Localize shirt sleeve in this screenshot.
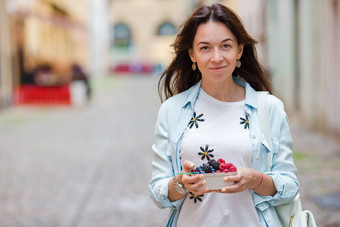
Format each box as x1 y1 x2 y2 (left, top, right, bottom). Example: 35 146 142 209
149 102 184 209
254 95 300 209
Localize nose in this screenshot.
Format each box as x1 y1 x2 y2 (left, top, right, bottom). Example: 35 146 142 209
211 49 223 63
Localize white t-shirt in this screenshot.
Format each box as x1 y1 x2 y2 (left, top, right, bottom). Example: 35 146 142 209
177 88 260 227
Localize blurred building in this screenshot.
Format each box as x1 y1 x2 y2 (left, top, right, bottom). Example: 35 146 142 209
108 0 232 69
266 0 340 138
0 0 89 108
0 0 14 107
88 0 110 77
231 0 267 65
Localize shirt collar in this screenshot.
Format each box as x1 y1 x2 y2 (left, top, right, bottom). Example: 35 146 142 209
181 80 202 108
181 77 259 109
234 77 258 109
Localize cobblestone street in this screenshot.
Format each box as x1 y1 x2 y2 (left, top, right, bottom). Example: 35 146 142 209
0 75 339 227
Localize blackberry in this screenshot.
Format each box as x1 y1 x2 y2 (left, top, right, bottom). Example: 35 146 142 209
202 163 212 173
207 159 216 165
210 166 216 173
210 160 220 171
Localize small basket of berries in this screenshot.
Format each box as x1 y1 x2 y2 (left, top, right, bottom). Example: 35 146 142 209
194 159 237 190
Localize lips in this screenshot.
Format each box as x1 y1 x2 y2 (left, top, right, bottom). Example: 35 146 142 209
210 66 227 70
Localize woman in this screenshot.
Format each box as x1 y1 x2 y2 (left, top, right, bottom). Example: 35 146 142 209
149 4 299 227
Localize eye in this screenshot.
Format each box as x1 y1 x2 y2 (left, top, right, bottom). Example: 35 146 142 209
222 44 231 49
200 46 210 51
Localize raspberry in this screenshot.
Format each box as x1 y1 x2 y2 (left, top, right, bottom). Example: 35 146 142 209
219 163 227 170
222 169 230 173
229 166 237 172
225 163 233 169
217 159 226 164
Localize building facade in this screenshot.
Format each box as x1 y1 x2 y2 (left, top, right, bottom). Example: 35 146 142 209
108 0 232 67
266 0 340 137
0 0 90 108
0 0 14 107
10 0 89 85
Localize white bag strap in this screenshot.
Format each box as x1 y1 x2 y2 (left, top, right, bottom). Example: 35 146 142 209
257 93 317 226
256 91 273 171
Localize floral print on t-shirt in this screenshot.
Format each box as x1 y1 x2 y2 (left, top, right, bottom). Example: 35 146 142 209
188 112 204 129
189 192 204 203
184 110 249 204
240 114 250 129
198 145 214 161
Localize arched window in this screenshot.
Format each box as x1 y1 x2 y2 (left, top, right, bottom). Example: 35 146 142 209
112 23 131 49
157 22 176 36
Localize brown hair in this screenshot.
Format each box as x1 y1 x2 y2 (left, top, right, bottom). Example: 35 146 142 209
158 3 272 101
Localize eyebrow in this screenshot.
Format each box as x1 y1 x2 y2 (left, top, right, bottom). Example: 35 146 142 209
197 38 234 46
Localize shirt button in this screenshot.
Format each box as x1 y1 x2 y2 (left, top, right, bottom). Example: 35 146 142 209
252 135 256 139
256 156 259 160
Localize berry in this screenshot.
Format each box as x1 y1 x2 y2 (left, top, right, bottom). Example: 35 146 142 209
217 159 226 164
225 163 233 169
229 166 237 172
202 163 212 173
207 159 216 165
195 166 204 173
193 159 236 175
209 159 220 170
219 163 227 170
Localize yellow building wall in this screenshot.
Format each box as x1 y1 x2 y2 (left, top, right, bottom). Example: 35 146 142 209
11 0 89 85
109 0 238 67
109 0 189 66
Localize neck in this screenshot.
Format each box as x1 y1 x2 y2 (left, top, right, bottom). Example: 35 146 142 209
201 78 245 102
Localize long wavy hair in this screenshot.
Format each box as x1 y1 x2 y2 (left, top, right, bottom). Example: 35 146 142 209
158 3 272 101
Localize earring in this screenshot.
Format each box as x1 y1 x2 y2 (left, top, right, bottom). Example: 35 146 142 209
236 59 241 68
192 62 197 71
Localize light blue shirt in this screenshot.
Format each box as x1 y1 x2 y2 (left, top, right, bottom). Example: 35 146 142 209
149 77 299 227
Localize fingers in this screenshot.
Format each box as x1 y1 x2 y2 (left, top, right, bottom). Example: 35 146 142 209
221 184 242 193
207 189 222 193
180 172 209 195
182 160 195 172
220 175 247 193
192 187 208 196
183 174 206 189
217 174 243 193
223 175 241 182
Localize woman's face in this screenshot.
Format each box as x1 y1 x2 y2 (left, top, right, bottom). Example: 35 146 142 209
189 21 243 85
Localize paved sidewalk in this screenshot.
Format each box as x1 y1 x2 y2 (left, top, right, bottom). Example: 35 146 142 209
0 75 339 226
289 118 340 227
0 76 168 227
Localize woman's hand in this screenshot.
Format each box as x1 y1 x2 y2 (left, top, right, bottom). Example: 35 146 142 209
218 167 277 196
179 161 208 196
168 160 208 202
219 167 260 193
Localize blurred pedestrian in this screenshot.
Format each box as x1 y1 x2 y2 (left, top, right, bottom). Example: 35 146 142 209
71 63 91 99
149 3 299 227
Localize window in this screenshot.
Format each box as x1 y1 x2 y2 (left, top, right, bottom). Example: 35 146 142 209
112 23 131 49
157 22 176 36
